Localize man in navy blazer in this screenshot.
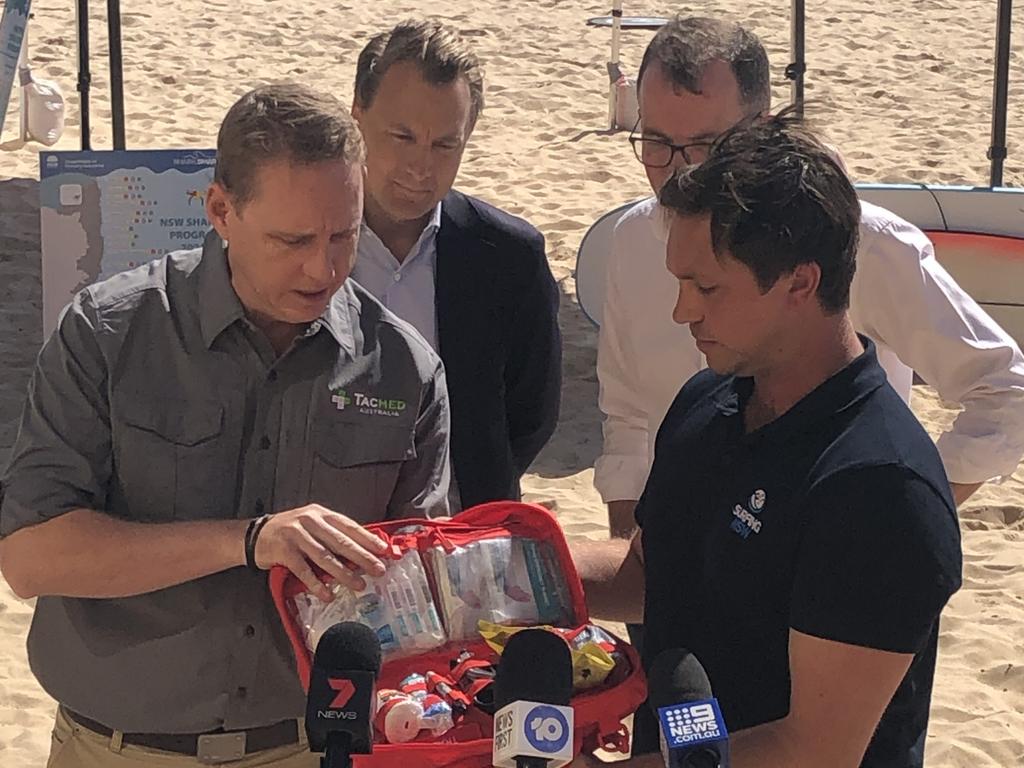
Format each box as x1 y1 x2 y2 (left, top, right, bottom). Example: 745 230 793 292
351 20 561 509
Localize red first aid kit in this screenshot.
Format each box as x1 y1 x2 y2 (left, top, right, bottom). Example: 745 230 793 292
269 501 648 767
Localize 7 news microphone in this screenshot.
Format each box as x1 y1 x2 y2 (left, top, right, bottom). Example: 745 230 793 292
305 621 382 768
492 628 576 768
648 648 730 768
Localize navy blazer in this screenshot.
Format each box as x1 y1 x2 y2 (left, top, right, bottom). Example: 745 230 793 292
435 190 562 508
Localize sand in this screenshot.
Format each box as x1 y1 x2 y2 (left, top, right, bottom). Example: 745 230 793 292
1 1 1022 765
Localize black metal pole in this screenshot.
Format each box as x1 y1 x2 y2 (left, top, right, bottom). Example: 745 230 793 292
107 0 125 149
75 0 90 149
988 0 1012 187
786 0 806 117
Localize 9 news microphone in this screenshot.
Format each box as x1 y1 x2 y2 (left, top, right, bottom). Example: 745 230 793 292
648 648 730 768
492 629 575 768
305 622 382 768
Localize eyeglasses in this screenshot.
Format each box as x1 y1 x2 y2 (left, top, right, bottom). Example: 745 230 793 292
628 119 715 169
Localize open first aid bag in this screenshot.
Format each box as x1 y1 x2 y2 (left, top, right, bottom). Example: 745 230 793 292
270 501 648 767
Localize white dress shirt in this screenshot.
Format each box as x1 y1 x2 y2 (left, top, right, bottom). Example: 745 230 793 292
594 196 1024 502
352 203 443 350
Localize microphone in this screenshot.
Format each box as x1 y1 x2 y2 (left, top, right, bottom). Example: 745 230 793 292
648 649 730 768
492 629 575 768
305 622 382 768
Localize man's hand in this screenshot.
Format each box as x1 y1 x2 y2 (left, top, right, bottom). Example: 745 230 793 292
950 481 983 507
607 500 639 539
255 505 389 600
570 532 645 624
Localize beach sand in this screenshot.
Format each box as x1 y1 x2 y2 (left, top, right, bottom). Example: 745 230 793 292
1 1 1022 764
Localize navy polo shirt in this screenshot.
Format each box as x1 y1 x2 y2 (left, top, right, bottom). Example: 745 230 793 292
634 339 962 768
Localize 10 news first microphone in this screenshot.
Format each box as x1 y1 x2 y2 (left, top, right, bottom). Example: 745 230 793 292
304 621 730 768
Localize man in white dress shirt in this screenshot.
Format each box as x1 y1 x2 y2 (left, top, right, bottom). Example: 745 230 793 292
595 16 1024 538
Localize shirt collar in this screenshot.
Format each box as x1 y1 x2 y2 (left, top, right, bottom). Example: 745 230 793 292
309 282 357 358
197 231 246 348
423 202 443 234
360 202 443 264
197 230 356 357
711 335 888 438
651 199 672 245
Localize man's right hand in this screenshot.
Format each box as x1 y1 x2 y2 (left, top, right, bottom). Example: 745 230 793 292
607 499 639 539
254 505 390 600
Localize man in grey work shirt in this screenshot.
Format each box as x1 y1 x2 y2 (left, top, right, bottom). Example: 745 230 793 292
0 84 450 767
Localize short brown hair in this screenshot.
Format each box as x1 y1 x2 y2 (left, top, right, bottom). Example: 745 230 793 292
660 110 860 313
215 83 365 205
354 20 485 126
638 17 770 114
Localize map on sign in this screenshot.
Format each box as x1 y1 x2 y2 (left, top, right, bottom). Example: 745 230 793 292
39 149 216 337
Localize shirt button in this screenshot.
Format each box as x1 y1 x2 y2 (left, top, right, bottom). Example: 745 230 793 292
244 625 256 638
259 435 271 450
393 272 401 282
254 499 265 515
237 686 247 698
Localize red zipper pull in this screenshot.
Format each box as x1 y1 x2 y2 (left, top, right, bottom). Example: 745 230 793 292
373 529 402 559
601 724 631 754
426 525 458 554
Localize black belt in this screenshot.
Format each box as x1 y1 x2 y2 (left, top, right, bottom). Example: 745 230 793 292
63 707 300 758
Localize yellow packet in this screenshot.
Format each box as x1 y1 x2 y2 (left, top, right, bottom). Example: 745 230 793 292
477 621 616 690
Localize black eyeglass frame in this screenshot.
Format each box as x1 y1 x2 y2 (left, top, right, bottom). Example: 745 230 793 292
627 118 715 169
627 113 766 168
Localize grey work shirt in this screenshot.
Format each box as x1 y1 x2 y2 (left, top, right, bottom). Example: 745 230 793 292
0 233 451 733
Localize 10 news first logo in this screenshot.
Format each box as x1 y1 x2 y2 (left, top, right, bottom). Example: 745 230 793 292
657 698 729 754
492 702 574 768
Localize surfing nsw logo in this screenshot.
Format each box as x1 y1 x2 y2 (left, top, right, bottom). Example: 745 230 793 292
730 488 766 540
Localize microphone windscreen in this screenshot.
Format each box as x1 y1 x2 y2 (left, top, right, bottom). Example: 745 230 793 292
647 648 713 710
312 621 382 674
493 629 573 709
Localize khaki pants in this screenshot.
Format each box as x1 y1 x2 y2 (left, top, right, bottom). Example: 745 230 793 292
46 708 319 768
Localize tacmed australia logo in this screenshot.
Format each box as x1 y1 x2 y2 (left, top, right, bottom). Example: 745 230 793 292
331 389 352 410
730 488 766 540
330 387 407 418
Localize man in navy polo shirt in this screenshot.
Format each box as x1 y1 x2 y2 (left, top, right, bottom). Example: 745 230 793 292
573 114 962 768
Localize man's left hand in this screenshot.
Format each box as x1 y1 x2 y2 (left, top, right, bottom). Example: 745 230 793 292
950 481 984 506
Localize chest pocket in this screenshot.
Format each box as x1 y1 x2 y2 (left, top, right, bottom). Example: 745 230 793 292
308 421 416 525
115 398 236 521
